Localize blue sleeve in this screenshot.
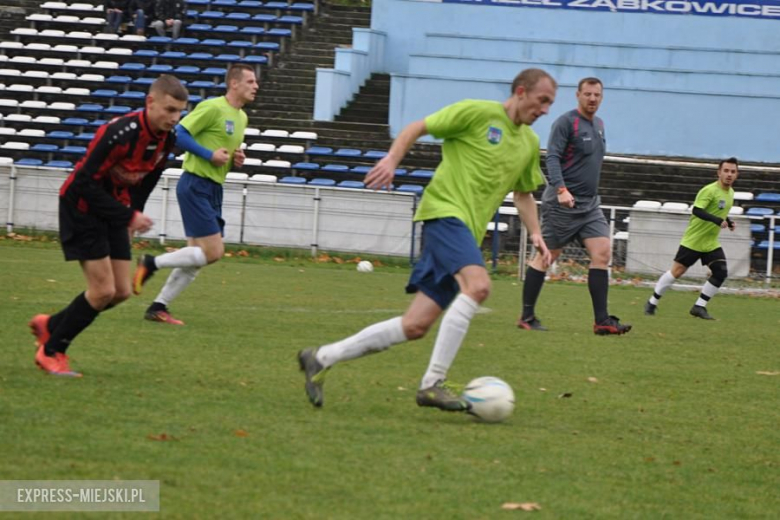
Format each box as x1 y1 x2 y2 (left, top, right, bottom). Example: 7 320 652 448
175 124 213 161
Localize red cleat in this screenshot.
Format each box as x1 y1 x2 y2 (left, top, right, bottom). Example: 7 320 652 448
35 346 82 377
593 315 632 336
28 314 51 349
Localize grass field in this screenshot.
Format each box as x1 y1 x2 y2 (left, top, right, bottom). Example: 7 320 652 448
1 240 778 519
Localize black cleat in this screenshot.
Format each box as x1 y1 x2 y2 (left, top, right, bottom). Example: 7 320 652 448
690 305 715 320
644 301 657 316
517 316 548 331
415 380 471 412
594 315 632 335
298 348 327 408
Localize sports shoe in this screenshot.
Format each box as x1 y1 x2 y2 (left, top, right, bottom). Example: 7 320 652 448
132 254 157 295
644 301 657 316
35 346 82 377
29 314 51 349
594 315 632 335
415 380 471 412
690 305 715 320
144 309 184 326
517 316 548 331
298 348 327 408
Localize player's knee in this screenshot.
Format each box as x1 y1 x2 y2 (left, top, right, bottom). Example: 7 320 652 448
112 288 132 304
403 320 430 340
205 245 224 264
709 261 728 285
91 287 116 309
464 283 491 304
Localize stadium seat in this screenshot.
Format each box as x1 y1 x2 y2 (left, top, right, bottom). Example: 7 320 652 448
755 192 780 203
733 191 754 201
15 158 44 166
264 160 291 168
337 180 365 189
61 145 87 155
334 148 361 157
746 207 773 216
44 160 74 169
277 145 304 154
250 173 277 183
261 129 288 138
660 202 689 212
292 162 319 171
750 224 766 234
279 176 305 184
248 143 275 152
309 178 336 186
729 206 744 215
291 131 317 140
633 200 662 209
226 172 249 181
350 166 371 175
409 169 434 179
396 184 424 196
363 150 387 159
321 164 349 172
756 240 780 250
486 222 508 232
305 146 333 156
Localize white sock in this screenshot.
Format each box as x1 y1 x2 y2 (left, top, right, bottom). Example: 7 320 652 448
649 270 677 306
154 267 200 307
154 247 207 269
316 317 407 368
695 281 720 307
420 294 479 389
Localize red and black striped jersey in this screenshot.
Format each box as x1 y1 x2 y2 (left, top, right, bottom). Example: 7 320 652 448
59 109 177 226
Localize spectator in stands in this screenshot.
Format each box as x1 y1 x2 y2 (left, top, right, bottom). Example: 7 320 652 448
129 0 155 36
517 77 632 336
105 0 128 34
28 76 189 377
150 0 187 40
645 158 739 320
133 64 258 325
297 69 556 412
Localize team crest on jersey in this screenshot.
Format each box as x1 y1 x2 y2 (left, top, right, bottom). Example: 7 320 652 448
487 126 502 145
226 120 235 135
718 199 726 209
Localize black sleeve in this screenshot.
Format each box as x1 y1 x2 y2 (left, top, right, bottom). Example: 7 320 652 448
130 165 163 212
692 206 724 226
69 123 136 226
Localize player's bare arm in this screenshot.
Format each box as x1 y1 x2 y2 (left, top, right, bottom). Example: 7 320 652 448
366 120 428 191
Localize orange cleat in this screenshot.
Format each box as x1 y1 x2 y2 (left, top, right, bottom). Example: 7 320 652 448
132 254 157 295
28 314 51 349
144 309 184 326
35 346 82 377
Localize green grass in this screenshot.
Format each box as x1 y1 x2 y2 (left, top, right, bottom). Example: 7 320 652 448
1 241 778 519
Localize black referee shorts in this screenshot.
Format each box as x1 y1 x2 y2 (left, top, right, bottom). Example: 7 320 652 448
59 201 132 262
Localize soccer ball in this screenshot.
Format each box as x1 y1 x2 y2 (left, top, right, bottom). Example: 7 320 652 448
462 376 515 423
356 260 374 273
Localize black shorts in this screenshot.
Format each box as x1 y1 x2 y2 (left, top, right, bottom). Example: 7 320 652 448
673 245 726 268
59 200 132 262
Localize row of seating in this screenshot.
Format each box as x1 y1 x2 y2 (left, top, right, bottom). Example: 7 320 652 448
27 13 304 32
41 0 316 15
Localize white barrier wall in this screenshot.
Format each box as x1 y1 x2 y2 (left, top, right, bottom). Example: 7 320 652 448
3 167 421 259
627 210 752 277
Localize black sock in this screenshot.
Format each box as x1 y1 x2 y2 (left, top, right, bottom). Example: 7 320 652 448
148 301 167 313
588 268 609 323
47 308 69 340
46 292 100 354
521 267 547 320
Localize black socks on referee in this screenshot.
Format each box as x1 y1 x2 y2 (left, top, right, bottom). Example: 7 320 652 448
44 292 100 356
521 267 547 320
588 268 610 324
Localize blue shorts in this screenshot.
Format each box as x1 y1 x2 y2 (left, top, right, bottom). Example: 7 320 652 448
406 218 485 309
177 171 225 238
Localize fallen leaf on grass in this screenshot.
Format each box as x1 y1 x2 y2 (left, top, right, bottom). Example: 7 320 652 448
501 502 542 511
236 250 249 257
756 371 780 376
333 257 345 264
147 433 177 441
273 256 285 262
558 392 573 398
587 377 599 383
234 429 249 438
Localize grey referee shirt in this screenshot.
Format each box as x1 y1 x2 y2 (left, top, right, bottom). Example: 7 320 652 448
542 109 606 212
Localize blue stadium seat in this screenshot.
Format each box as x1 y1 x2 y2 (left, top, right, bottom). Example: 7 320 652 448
228 40 254 51
396 184 424 195
238 0 263 7
255 42 280 52
200 11 226 19
214 0 238 5
175 65 201 75
746 207 773 216
107 76 133 85
321 164 349 172
289 3 316 12
148 64 174 73
278 15 304 25
409 169 434 179
240 26 265 37
89 119 108 127
61 145 87 154
173 38 200 46
118 91 146 101
31 143 60 153
334 148 361 157
188 23 214 33
279 176 306 184
243 55 267 65
201 39 227 47
337 180 365 189
74 132 95 141
350 166 371 175
105 105 132 115
268 28 292 38
188 52 215 61
756 240 780 250
147 36 173 44
188 80 217 89
47 130 75 139
363 150 387 159
77 103 104 113
213 25 240 34
226 12 251 21
394 168 408 176
755 192 780 203
264 2 289 9
92 89 119 98
62 117 89 126
16 158 44 166
119 62 146 72
305 146 333 156
750 224 766 234
134 49 159 58
133 77 156 86
44 160 73 168
186 0 210 5
160 51 188 60
202 67 228 76
292 162 320 171
252 14 277 22
215 53 242 62
309 178 336 186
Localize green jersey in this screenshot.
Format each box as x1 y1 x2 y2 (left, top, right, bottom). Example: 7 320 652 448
681 181 734 252
180 96 248 185
415 99 544 243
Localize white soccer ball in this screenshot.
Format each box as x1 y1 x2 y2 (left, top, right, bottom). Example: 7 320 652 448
463 376 515 423
356 260 374 273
